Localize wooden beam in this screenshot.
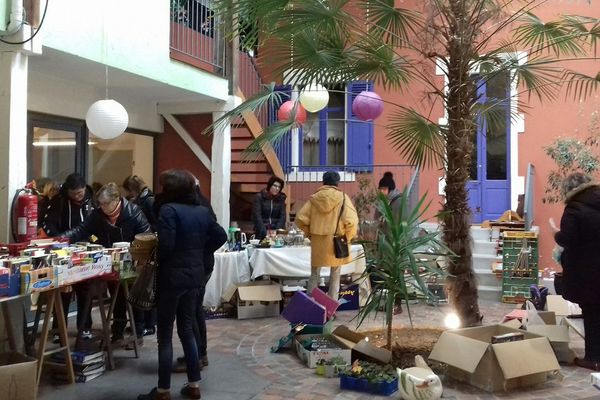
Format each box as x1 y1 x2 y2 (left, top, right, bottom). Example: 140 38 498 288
163 114 211 171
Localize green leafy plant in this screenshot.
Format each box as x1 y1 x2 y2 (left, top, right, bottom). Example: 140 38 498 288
340 360 397 384
356 189 451 350
324 356 347 366
352 175 378 222
543 112 600 203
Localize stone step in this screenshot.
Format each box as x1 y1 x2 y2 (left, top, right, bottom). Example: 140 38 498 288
472 239 498 255
477 285 502 302
473 253 501 271
474 268 501 287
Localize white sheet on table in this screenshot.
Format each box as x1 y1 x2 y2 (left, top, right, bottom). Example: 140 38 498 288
249 244 366 279
203 249 251 308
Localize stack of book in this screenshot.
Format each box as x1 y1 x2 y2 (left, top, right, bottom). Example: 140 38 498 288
50 350 106 382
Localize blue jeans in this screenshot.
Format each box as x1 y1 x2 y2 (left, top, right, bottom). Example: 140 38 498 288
192 277 209 357
157 288 200 389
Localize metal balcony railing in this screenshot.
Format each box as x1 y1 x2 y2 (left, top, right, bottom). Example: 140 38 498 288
169 0 226 75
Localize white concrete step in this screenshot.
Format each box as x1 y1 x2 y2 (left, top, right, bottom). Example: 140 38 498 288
473 253 501 271
474 268 501 287
472 239 498 255
477 285 502 302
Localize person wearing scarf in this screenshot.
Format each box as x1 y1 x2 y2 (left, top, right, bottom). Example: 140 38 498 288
60 182 150 345
252 176 287 240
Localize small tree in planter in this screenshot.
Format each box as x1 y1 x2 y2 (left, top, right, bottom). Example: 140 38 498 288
357 189 452 350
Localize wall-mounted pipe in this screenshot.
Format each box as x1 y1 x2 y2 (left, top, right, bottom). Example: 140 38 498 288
0 0 25 36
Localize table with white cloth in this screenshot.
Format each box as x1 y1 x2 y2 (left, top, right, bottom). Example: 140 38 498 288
249 244 370 304
203 249 251 308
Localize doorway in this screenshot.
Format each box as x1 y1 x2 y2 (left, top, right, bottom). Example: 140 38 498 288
467 72 511 223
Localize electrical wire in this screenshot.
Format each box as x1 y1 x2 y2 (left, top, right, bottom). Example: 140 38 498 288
0 0 49 45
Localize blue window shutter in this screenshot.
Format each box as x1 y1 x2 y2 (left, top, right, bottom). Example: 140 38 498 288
270 85 293 173
347 80 374 172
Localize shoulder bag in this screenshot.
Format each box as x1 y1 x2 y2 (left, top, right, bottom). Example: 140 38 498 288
333 193 349 259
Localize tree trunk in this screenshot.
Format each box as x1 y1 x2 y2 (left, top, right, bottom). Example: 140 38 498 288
442 0 483 327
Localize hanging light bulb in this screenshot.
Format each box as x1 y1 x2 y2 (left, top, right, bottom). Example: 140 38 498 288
85 66 128 139
299 84 329 113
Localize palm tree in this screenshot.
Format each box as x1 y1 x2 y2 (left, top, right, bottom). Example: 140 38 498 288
210 0 600 327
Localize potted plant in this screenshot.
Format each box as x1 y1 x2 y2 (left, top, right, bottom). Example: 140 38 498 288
339 360 398 395
323 356 347 378
357 189 452 350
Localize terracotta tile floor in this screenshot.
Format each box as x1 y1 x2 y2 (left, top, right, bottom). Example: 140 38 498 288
209 299 598 400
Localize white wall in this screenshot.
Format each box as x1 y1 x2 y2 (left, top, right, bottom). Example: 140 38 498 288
40 0 228 101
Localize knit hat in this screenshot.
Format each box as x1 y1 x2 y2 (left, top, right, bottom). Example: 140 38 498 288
378 172 396 191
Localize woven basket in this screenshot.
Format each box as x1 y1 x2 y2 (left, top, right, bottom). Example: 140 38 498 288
129 232 158 262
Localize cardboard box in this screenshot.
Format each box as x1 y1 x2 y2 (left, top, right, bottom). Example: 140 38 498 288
294 333 352 368
222 281 282 319
20 266 55 293
331 325 392 364
429 324 560 392
0 352 37 399
62 256 113 284
525 311 575 363
591 372 600 390
546 295 582 317
281 291 326 325
337 284 359 311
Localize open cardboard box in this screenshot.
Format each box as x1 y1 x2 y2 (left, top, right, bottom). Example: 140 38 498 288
545 294 585 339
294 333 352 368
222 280 282 319
331 325 392 364
525 311 575 363
0 352 37 400
429 324 560 392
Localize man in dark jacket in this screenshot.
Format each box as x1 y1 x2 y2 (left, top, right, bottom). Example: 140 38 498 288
41 173 95 342
252 176 287 239
554 172 600 371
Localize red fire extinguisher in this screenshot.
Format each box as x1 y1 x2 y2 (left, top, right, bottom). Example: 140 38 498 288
11 186 38 243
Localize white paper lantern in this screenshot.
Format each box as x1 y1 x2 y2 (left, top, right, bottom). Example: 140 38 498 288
299 84 329 113
85 99 129 139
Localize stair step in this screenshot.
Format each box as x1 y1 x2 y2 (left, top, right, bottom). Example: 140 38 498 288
231 127 251 138
231 173 273 183
477 285 502 302
231 163 270 173
472 239 498 255
231 138 254 150
232 152 266 162
474 268 501 287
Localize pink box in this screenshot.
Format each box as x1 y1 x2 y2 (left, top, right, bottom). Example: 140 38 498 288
311 288 340 319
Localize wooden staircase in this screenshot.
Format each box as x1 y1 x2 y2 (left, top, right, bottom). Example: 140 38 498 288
229 89 286 224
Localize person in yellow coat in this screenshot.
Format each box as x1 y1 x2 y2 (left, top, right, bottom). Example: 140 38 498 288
296 171 359 300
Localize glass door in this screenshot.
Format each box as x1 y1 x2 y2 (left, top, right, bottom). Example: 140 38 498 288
28 113 87 184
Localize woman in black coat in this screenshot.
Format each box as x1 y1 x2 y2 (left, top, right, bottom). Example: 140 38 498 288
138 169 226 400
60 182 151 344
554 172 600 371
252 176 287 239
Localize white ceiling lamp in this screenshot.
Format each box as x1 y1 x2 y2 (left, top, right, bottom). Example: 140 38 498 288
85 66 128 140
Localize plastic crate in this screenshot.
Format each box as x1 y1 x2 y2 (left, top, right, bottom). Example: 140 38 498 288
340 375 399 396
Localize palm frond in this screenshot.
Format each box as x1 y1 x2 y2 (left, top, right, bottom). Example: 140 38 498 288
386 109 446 168
242 120 296 161
362 0 422 46
514 12 588 57
563 70 600 101
511 57 563 101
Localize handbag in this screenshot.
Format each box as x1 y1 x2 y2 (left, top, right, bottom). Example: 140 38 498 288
127 249 157 310
333 193 349 259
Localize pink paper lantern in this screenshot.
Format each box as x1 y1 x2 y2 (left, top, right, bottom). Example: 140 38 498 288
352 91 384 121
278 100 307 126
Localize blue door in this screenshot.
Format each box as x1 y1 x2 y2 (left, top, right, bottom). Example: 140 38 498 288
467 73 511 223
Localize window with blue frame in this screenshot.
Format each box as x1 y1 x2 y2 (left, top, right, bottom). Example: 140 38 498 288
271 81 374 172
